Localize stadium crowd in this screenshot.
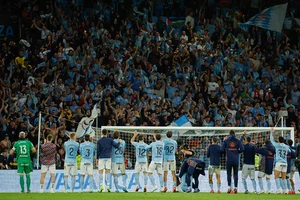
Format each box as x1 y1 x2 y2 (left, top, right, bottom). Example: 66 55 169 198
0 0 300 170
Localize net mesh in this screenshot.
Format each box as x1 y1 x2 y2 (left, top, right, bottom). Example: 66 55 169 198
94 127 293 170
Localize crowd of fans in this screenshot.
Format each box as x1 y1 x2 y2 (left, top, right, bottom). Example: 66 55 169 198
0 0 300 169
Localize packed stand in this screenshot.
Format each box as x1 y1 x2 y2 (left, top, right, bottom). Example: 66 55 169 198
0 0 300 169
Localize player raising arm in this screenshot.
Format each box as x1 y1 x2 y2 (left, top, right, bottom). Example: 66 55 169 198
207 137 221 194
270 127 290 194
255 139 275 194
146 134 164 192
79 134 96 192
64 132 79 193
111 131 127 193
221 130 244 194
131 131 149 192
240 131 257 194
162 131 178 193
40 134 56 193
11 131 36 193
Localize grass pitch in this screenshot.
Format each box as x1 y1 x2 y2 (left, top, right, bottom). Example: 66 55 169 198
1 192 299 200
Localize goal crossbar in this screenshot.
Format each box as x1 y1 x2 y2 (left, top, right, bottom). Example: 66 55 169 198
101 126 294 132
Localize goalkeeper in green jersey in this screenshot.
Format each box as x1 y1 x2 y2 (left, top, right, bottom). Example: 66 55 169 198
10 131 36 193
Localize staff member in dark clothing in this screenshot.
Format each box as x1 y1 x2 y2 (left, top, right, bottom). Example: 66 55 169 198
221 130 244 194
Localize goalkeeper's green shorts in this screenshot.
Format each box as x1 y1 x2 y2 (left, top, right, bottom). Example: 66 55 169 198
17 161 33 174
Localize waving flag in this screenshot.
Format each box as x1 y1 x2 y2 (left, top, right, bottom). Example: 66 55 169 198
66 105 98 138
238 3 288 32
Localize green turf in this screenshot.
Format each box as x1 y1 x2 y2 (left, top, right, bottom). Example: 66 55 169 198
1 193 299 200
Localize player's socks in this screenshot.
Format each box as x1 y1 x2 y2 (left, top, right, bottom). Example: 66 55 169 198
89 177 94 191
20 175 25 192
173 181 177 187
286 179 291 191
209 184 213 190
275 179 280 190
71 177 76 191
242 179 248 191
279 178 284 190
80 177 84 190
99 174 103 188
144 174 148 185
251 179 257 191
105 173 110 188
51 183 55 190
282 179 287 191
159 175 163 188
135 174 140 186
26 175 31 191
40 184 44 191
122 175 126 188
266 179 271 191
113 176 118 190
64 177 68 190
217 184 221 190
291 184 295 191
149 174 155 186
164 181 167 187
258 178 263 190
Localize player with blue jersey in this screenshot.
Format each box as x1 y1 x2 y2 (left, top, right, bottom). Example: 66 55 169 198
178 158 205 193
112 131 127 193
146 134 164 192
97 129 121 192
286 139 296 194
79 134 95 192
240 131 257 194
221 130 244 194
255 140 275 194
131 131 149 192
64 132 80 192
270 127 291 194
162 131 178 193
207 137 221 194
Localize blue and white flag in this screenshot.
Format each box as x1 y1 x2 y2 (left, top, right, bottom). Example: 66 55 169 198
169 115 193 136
238 3 288 33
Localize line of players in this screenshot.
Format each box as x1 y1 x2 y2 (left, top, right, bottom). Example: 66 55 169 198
206 128 297 194
12 127 296 194
39 129 178 193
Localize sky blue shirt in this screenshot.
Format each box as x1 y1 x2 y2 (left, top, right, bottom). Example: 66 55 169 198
147 140 164 163
64 140 79 164
163 138 177 161
132 141 149 163
270 132 290 164
80 141 95 163
112 140 126 164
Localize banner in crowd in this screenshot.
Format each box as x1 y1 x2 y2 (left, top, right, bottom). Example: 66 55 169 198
0 170 299 192
238 3 288 32
0 14 19 39
66 105 98 138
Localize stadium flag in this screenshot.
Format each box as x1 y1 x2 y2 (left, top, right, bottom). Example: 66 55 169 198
169 114 193 136
238 3 288 32
66 105 98 138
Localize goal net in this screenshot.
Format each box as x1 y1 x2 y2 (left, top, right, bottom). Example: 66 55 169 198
99 126 294 171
